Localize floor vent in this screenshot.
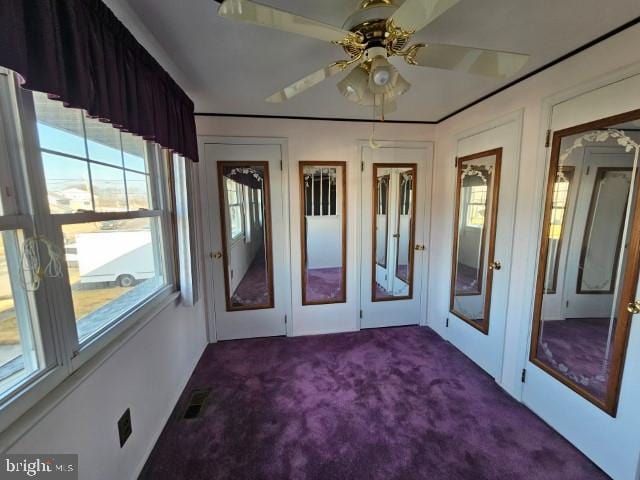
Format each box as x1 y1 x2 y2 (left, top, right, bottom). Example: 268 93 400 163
183 388 211 419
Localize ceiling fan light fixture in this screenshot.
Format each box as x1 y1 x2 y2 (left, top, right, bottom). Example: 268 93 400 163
337 65 370 103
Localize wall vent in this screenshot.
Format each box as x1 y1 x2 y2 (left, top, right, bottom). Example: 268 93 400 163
183 388 211 419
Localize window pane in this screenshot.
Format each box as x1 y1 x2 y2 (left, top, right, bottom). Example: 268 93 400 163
90 163 127 212
229 205 243 239
0 231 40 396
126 171 150 210
42 152 92 214
62 218 167 344
121 133 147 172
84 117 123 167
33 92 86 158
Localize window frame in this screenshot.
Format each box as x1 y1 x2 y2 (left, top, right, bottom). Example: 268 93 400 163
0 70 179 432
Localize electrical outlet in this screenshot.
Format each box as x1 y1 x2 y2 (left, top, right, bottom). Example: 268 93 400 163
118 409 132 447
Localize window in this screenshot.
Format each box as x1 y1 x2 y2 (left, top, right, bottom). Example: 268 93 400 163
32 92 171 346
303 167 338 216
0 69 177 425
225 178 244 240
0 230 41 398
465 185 487 227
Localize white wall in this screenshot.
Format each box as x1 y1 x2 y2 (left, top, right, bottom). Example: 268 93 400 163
7 298 207 480
196 117 435 336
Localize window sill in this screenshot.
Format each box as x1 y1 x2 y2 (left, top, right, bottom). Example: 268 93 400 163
0 288 181 451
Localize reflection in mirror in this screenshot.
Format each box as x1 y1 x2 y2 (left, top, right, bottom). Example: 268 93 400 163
375 175 389 268
300 162 347 305
544 167 575 293
217 162 273 311
372 164 416 301
450 149 501 333
396 172 413 283
532 114 640 412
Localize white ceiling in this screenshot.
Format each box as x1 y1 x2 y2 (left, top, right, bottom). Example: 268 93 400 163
121 0 640 122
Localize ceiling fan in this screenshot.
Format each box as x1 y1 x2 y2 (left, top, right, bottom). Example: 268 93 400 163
217 0 529 117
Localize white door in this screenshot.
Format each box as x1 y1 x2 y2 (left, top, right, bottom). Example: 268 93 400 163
446 115 521 378
201 139 290 340
523 73 640 480
360 142 433 328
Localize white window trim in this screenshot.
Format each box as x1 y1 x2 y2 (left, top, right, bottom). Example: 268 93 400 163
0 71 179 433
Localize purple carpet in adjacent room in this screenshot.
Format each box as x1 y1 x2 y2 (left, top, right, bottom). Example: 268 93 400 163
305 267 343 302
538 317 612 400
231 252 269 307
140 327 607 480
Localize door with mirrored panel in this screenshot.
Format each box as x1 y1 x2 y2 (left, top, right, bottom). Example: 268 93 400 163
360 144 432 329
450 149 502 334
446 117 521 379
202 142 290 340
530 114 640 414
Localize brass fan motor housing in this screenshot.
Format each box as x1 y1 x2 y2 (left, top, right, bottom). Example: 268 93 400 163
340 1 419 63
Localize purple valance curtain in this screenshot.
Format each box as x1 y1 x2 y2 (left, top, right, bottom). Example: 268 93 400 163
0 0 199 161
223 167 264 190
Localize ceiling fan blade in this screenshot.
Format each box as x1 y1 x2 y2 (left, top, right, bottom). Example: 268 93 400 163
410 44 529 78
388 0 460 33
266 62 349 103
218 0 357 44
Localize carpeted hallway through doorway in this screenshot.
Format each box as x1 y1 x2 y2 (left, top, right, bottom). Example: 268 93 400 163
140 326 608 480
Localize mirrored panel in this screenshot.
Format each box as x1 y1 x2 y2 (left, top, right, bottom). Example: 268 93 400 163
217 162 274 311
300 162 346 305
531 112 640 414
372 164 416 301
375 175 390 269
450 149 502 333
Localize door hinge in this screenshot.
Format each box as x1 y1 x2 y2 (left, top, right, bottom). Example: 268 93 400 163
445 318 449 328
359 309 363 319
521 368 527 383
361 161 364 172
545 129 551 148
585 166 590 175
4 186 12 198
566 300 569 308
284 315 287 324
280 160 283 171
454 156 458 168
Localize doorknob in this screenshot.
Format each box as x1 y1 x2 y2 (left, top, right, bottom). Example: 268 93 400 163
627 300 640 314
414 244 426 251
210 251 223 260
489 260 502 271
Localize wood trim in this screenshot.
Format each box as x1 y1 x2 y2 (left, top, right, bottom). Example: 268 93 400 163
216 160 275 312
576 167 632 295
299 161 347 306
529 108 640 416
449 148 502 335
544 166 575 294
371 163 417 302
375 174 390 268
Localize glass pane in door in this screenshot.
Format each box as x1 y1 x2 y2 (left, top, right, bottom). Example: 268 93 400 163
372 164 416 301
217 162 274 311
531 114 640 413
450 149 502 333
300 162 347 305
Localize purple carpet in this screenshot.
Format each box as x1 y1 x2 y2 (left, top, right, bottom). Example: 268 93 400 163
305 267 343 303
231 252 269 307
140 327 607 480
538 317 612 400
455 263 480 295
